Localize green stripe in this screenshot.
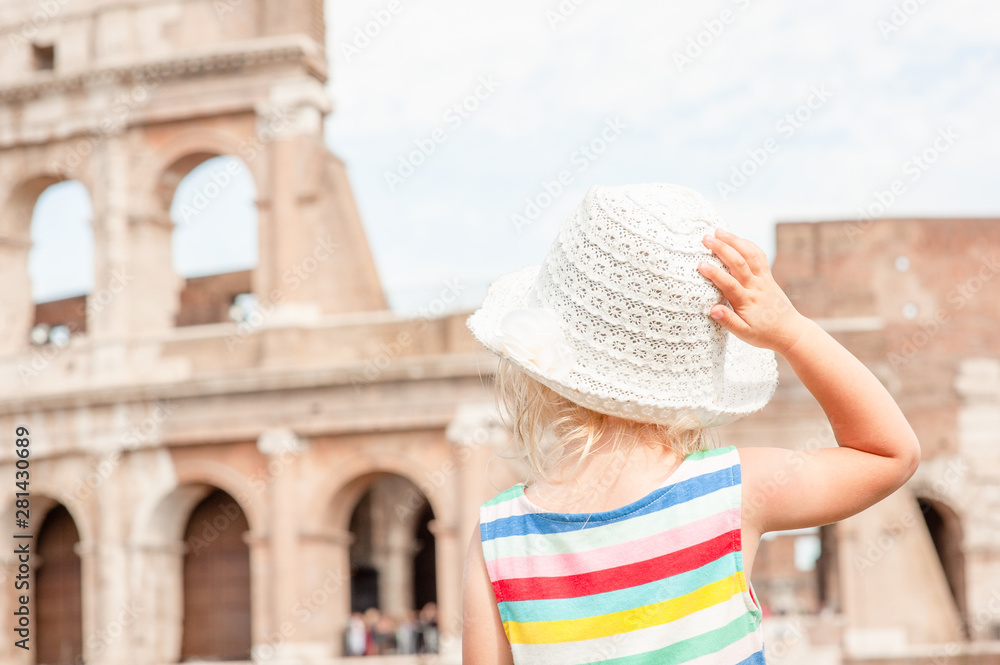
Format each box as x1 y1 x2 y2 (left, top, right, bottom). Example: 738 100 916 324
591 613 757 665
486 485 739 560
481 484 524 508
497 552 739 624
686 445 732 461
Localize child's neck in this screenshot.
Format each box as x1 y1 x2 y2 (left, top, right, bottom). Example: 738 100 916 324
524 443 683 514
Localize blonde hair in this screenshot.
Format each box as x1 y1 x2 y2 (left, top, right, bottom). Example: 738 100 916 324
493 358 712 484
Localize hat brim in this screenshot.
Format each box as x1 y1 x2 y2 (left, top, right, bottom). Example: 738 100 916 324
467 266 778 428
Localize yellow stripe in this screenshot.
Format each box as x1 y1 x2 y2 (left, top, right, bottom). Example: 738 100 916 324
504 573 742 645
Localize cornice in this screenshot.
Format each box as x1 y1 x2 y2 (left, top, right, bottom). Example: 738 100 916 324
0 34 328 105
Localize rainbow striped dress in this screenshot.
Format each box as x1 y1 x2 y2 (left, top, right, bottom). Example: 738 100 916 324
478 445 765 664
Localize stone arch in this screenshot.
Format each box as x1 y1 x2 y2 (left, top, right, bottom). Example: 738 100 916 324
141 125 266 327
0 494 90 665
303 456 451 657
180 488 252 661
130 471 261 665
149 125 265 212
916 495 967 633
342 472 438 654
0 486 95 549
0 173 97 354
36 504 84 665
152 458 265 539
307 456 448 537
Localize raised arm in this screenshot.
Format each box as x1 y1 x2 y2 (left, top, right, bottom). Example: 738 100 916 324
698 228 921 535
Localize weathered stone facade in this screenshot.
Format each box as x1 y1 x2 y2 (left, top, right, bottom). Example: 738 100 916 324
1 1 999 664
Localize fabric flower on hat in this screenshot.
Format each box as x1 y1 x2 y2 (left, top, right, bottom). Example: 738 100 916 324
492 308 575 379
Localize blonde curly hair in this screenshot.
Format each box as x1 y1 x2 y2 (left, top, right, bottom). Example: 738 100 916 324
493 358 712 484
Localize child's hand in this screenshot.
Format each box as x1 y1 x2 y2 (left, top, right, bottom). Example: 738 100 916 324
697 228 810 355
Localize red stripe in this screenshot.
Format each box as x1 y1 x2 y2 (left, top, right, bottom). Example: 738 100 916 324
493 529 737 602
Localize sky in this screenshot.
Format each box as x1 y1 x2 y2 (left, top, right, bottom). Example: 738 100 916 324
28 0 1000 313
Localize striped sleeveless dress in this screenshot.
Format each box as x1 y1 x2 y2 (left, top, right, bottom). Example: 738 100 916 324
478 445 765 664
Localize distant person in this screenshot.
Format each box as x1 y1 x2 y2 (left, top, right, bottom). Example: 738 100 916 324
345 612 367 656
418 601 439 653
461 184 920 664
397 610 419 654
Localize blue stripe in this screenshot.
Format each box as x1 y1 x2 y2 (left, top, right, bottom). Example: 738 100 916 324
735 649 767 665
481 465 737 541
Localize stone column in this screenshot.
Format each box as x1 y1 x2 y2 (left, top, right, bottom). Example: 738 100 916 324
128 541 186 665
244 529 271 656
88 135 132 345
445 403 517 663
0 234 32 356
370 476 419 619
256 428 307 660
297 528 354 658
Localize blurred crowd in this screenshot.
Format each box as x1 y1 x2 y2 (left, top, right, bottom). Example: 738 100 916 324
345 602 439 656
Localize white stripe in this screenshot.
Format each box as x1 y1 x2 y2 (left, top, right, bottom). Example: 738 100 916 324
508 590 760 665
487 485 740 560
482 449 738 522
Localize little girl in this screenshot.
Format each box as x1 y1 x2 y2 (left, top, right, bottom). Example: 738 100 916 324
462 184 920 664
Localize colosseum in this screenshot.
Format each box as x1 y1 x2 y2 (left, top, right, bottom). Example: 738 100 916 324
1 1 999 664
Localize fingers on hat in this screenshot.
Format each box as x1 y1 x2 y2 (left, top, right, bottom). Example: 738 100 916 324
698 261 743 301
715 229 768 273
704 233 755 284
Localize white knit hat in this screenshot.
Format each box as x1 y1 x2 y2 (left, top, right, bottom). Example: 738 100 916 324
467 183 778 427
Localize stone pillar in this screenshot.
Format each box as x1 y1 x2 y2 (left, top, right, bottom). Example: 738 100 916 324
430 519 463 664
297 528 354 658
254 429 306 651
244 529 271 656
370 476 418 618
124 211 182 335
129 541 186 665
838 489 965 658
445 403 513 662
0 234 32 356
0 546 31 665
88 136 132 344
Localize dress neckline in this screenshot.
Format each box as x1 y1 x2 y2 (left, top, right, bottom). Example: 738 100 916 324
514 451 695 523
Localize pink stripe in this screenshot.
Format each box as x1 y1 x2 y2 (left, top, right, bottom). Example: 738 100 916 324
485 506 738 580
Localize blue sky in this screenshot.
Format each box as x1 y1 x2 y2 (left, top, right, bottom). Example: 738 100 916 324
29 0 1000 313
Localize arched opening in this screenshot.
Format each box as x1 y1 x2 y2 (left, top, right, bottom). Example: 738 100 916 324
1 176 94 351
167 154 258 327
345 474 438 656
918 497 967 632
36 504 83 665
180 489 251 661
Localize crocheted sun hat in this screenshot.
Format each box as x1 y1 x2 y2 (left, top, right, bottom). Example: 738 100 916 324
467 183 778 427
